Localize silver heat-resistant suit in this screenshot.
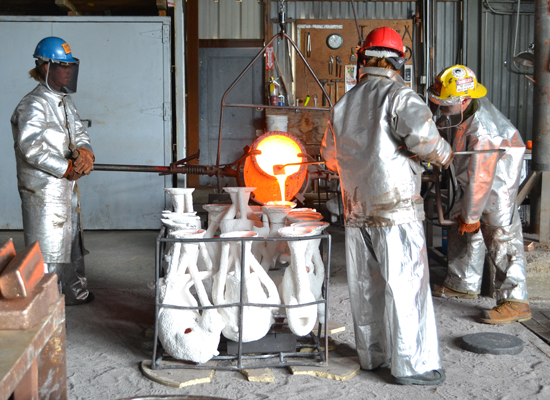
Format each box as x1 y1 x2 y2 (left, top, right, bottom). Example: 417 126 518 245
11 82 93 301
321 67 452 378
440 97 528 302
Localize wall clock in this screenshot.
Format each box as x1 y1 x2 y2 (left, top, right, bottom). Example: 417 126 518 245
326 33 344 50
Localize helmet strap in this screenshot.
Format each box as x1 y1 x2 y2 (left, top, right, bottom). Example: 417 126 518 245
42 61 66 96
44 60 52 92
437 106 465 130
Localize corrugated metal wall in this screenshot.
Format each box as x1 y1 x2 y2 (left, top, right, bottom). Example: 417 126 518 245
268 1 418 96
199 0 263 39
434 1 461 76
275 0 415 19
481 5 534 140
197 0 534 140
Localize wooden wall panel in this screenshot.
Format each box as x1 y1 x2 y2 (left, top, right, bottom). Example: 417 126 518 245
295 19 413 108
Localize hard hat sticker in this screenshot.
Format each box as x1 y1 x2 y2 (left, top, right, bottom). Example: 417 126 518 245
452 67 466 79
456 77 474 92
61 43 71 54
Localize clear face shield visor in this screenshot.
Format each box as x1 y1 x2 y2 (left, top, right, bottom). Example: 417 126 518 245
41 58 80 94
428 94 469 129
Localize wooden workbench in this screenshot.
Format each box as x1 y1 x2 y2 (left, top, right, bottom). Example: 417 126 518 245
0 298 67 400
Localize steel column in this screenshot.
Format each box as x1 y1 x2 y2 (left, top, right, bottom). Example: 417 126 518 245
533 0 550 172
531 0 550 242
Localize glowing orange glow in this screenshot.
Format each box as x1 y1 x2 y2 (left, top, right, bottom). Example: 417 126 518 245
254 134 303 178
255 134 302 202
243 131 307 204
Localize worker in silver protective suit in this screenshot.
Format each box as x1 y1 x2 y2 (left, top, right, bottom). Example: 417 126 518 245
428 65 531 324
11 36 95 306
321 27 452 386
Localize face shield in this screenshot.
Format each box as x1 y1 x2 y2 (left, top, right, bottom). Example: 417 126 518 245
428 92 469 129
44 59 79 94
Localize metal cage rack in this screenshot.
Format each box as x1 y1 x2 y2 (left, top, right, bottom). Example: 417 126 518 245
150 227 332 371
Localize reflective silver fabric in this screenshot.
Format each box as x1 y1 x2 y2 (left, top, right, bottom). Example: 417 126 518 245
322 67 452 228
439 98 525 224
446 205 527 301
346 224 441 377
441 98 528 301
322 67 448 377
11 83 92 264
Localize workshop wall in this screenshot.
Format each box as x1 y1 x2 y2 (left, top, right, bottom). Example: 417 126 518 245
481 7 534 141
267 1 422 147
199 0 263 39
294 19 414 108
266 0 534 143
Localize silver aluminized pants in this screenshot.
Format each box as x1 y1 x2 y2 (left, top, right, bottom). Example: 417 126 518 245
345 222 441 377
44 185 89 302
446 204 528 302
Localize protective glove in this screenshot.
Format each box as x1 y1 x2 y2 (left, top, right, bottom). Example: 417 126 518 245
72 148 95 175
62 160 85 181
442 150 454 170
457 215 480 235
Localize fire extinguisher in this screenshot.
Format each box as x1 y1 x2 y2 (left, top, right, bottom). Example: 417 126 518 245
269 77 280 106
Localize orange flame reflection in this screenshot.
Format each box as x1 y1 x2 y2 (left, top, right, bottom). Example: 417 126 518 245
243 132 307 205
255 135 303 178
255 135 302 202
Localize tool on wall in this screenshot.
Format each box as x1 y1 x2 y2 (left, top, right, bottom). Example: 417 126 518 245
335 55 342 78
332 79 342 102
327 82 334 104
350 48 357 63
320 79 329 106
329 55 334 76
303 63 310 105
306 32 311 58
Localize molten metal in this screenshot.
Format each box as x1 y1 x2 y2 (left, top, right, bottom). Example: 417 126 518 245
244 132 307 204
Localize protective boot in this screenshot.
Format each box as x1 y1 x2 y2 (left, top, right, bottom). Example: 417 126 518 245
432 284 478 299
394 369 446 386
480 301 532 324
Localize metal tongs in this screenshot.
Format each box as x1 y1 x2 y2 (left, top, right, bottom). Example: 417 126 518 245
273 161 325 175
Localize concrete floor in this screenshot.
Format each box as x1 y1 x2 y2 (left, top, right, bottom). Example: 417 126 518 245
2 226 550 399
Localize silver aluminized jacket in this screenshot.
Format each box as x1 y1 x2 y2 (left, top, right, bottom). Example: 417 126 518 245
440 98 528 301
322 68 452 228
321 67 451 377
11 83 92 264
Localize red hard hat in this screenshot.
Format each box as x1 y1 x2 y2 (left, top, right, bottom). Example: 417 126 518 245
363 27 404 57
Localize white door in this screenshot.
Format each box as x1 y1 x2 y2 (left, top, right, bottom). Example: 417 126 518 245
0 17 172 229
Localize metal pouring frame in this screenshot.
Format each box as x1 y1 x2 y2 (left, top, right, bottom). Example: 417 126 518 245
150 227 332 371
215 2 333 192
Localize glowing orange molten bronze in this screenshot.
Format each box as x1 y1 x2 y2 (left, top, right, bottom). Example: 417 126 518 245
243 131 307 204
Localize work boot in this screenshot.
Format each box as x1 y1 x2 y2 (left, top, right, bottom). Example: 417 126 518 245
432 284 477 299
65 291 95 306
480 301 532 324
394 369 446 386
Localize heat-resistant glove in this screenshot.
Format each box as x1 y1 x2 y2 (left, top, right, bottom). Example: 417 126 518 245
63 160 85 181
457 215 480 235
73 148 95 175
442 150 454 170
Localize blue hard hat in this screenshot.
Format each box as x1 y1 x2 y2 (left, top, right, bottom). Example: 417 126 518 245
33 37 79 64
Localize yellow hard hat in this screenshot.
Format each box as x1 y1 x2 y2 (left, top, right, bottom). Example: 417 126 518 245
428 65 487 105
